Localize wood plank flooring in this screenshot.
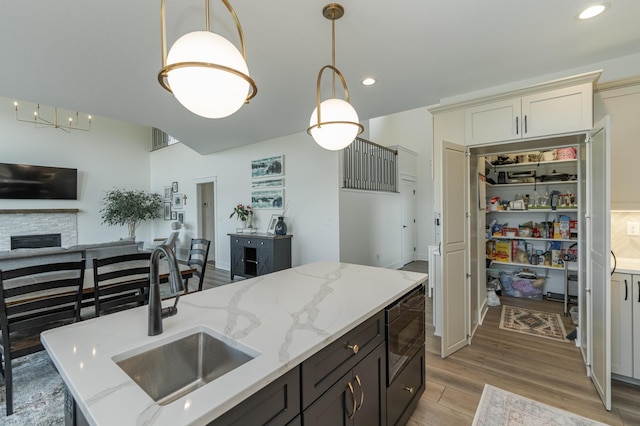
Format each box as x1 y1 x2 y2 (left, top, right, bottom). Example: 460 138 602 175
201 261 640 425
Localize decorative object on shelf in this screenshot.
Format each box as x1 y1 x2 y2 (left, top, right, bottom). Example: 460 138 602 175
100 188 163 239
307 3 363 151
13 101 91 132
230 203 253 228
171 192 184 209
171 181 178 192
157 0 257 118
266 214 278 235
274 216 287 235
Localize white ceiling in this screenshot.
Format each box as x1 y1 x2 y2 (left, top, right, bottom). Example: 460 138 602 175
2 1 640 155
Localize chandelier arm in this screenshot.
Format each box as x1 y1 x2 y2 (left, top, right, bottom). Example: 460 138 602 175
314 64 352 129
160 0 167 68
158 61 257 103
221 0 248 60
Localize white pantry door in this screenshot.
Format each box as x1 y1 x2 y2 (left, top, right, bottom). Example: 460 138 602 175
401 178 416 265
440 141 470 358
586 117 611 410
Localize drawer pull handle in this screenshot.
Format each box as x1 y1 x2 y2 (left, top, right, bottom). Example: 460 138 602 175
346 382 356 419
346 344 359 354
403 386 414 394
625 279 628 301
355 374 364 411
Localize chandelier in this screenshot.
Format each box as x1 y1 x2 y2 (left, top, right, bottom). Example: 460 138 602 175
307 3 363 151
13 102 92 132
158 0 257 119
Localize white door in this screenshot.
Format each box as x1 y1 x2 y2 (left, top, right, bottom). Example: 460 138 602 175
440 141 470 357
401 178 416 265
197 181 216 262
586 117 611 410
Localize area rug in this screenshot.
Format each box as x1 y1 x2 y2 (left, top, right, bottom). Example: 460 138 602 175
499 305 569 342
0 351 65 425
473 384 606 426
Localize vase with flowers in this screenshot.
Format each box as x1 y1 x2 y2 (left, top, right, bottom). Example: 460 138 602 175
230 203 253 228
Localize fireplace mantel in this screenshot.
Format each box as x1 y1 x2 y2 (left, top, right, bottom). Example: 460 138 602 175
0 209 80 214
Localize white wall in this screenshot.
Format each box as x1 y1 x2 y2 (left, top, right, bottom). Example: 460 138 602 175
369 106 435 259
149 132 341 270
0 96 153 243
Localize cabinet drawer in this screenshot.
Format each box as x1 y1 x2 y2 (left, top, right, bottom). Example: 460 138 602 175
387 347 425 426
301 311 384 408
209 366 300 426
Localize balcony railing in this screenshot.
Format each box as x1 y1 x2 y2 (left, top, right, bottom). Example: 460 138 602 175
343 137 397 192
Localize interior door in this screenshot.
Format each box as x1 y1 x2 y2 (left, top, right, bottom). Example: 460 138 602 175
440 141 470 357
401 178 416 265
586 116 611 410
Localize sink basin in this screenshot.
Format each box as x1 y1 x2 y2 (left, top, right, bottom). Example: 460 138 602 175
114 328 257 405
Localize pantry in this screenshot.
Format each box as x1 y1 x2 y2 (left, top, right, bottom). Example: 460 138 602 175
430 70 612 409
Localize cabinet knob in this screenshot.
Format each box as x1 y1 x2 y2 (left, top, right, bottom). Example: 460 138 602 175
403 386 414 394
235 239 239 243
248 240 251 244
261 241 264 245
346 343 359 354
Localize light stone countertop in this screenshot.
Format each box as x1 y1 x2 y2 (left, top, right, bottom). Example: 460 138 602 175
614 257 640 274
42 261 428 425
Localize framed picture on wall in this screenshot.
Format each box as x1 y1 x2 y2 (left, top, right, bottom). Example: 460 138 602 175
172 181 179 193
171 211 177 220
164 202 171 220
177 212 184 224
164 186 172 199
251 188 284 209
251 155 284 179
172 193 183 210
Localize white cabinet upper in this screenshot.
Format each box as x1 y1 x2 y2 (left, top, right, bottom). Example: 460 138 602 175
465 83 594 145
594 81 640 210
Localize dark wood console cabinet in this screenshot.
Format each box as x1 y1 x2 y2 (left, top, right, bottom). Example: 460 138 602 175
229 233 292 280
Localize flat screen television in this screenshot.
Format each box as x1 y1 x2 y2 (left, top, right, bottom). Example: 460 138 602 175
0 163 78 200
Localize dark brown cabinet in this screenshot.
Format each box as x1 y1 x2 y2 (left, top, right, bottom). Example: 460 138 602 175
387 347 425 426
229 233 292 279
303 343 386 426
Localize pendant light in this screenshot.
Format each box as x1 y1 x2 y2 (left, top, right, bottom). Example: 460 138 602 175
158 0 257 119
307 3 364 151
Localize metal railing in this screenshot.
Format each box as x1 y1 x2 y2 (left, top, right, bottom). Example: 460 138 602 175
151 128 180 151
343 137 397 192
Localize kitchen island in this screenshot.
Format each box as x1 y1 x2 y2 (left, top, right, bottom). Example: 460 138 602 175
42 261 427 425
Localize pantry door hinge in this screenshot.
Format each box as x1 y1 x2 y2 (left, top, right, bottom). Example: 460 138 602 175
465 151 471 157
466 273 472 279
584 213 591 219
585 136 592 144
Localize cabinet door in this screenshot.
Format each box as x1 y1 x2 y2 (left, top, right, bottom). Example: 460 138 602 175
230 243 245 278
521 83 593 138
634 275 640 380
465 98 521 145
352 344 386 426
303 371 352 426
594 84 640 210
256 247 272 275
611 273 633 377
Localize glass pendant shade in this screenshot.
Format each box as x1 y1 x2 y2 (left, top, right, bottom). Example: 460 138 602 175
309 98 360 150
166 31 250 118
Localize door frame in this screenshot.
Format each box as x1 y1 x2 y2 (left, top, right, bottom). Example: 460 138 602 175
400 175 417 266
194 176 217 264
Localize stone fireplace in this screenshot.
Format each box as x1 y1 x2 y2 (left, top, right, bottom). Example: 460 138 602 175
0 209 78 251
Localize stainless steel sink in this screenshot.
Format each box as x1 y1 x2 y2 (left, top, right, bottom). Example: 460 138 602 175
114 329 257 405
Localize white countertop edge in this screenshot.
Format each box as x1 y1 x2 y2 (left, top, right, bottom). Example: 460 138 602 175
42 261 428 426
614 257 640 274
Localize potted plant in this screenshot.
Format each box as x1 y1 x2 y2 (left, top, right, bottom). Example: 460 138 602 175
100 188 163 239
229 203 253 227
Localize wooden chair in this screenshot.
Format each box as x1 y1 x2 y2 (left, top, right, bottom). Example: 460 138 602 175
0 259 86 416
92 252 151 317
184 239 211 292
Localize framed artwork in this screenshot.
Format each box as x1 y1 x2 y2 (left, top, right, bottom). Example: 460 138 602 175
266 214 279 235
164 202 171 220
251 155 284 179
171 211 177 220
177 212 184 224
164 186 172 199
172 181 179 193
172 193 183 210
252 177 284 189
251 188 284 209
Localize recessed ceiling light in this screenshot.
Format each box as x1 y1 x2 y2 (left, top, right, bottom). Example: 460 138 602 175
362 77 376 86
578 4 607 20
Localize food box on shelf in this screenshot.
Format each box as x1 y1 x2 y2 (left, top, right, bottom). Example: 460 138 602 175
495 240 512 262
